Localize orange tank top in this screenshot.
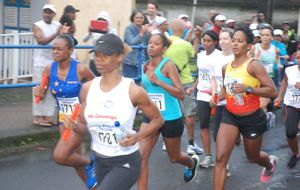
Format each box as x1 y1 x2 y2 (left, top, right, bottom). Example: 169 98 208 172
224 59 261 114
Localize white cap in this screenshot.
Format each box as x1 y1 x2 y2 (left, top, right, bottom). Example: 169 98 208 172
226 19 235 24
215 15 226 21
42 4 56 13
249 23 258 30
178 14 189 19
273 29 283 36
96 11 111 23
252 29 260 37
154 16 167 27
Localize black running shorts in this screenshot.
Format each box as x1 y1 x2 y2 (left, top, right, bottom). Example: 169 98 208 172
142 116 184 138
221 107 267 139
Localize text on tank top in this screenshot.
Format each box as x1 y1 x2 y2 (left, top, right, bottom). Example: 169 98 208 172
84 77 139 157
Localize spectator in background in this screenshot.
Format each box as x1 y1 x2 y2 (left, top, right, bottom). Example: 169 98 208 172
32 4 68 126
202 10 218 31
59 14 78 60
63 5 79 21
165 19 204 155
152 16 169 36
147 1 159 24
252 29 261 44
123 10 150 79
282 21 297 60
272 29 289 67
225 19 235 30
83 11 117 76
211 15 226 35
178 14 193 41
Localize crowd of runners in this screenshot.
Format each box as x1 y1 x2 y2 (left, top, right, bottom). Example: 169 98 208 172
31 1 300 190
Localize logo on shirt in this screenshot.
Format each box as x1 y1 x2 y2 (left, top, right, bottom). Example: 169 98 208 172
67 81 78 84
104 100 113 108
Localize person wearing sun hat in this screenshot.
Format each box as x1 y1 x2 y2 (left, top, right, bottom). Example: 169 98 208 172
83 11 117 76
272 29 289 79
32 4 65 126
252 29 261 44
211 14 226 35
67 33 163 190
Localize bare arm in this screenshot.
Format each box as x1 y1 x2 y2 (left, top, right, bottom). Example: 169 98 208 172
130 83 164 141
234 60 277 98
147 61 184 100
33 24 59 45
274 74 288 103
77 64 95 82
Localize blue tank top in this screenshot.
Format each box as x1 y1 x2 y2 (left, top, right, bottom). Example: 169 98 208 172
49 59 81 124
142 57 182 121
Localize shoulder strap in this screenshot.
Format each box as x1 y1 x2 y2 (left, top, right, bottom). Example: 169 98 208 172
156 57 169 71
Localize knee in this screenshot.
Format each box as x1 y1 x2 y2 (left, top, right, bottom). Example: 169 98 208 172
53 149 67 165
215 153 227 166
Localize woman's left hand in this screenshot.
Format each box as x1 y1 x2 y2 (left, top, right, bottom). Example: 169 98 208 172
119 133 139 147
232 83 246 94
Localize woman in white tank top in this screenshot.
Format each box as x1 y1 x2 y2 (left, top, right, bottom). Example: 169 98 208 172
274 50 300 169
59 34 163 190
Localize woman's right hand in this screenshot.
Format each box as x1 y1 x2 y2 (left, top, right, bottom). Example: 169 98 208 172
186 87 194 95
33 86 46 99
273 97 282 107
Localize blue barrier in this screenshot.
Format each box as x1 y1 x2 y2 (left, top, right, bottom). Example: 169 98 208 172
0 44 147 89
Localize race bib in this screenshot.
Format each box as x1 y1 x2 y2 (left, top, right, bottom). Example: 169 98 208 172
224 77 243 95
57 97 80 122
263 64 273 77
90 124 119 146
148 93 166 111
199 69 210 81
287 89 300 103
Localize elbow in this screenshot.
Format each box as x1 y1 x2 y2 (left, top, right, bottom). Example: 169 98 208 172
271 90 278 99
270 88 278 98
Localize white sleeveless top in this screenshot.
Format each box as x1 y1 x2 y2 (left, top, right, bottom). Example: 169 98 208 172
33 20 61 67
84 77 139 157
284 65 300 108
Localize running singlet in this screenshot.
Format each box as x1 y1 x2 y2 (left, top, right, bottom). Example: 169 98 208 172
254 43 276 77
196 49 221 102
142 57 182 121
284 65 300 108
84 77 139 157
49 59 81 124
224 59 261 114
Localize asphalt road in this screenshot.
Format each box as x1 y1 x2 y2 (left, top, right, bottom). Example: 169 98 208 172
0 120 300 190
0 88 299 190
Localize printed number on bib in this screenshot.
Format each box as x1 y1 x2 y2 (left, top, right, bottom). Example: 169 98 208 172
199 70 210 81
57 97 80 122
98 131 118 145
149 93 166 111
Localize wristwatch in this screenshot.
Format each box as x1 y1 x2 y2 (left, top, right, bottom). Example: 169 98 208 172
245 86 253 94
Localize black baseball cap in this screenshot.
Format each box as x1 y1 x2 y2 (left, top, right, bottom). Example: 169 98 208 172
91 34 125 55
63 5 79 14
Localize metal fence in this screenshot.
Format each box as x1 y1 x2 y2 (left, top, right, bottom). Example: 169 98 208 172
0 32 34 84
0 32 147 87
